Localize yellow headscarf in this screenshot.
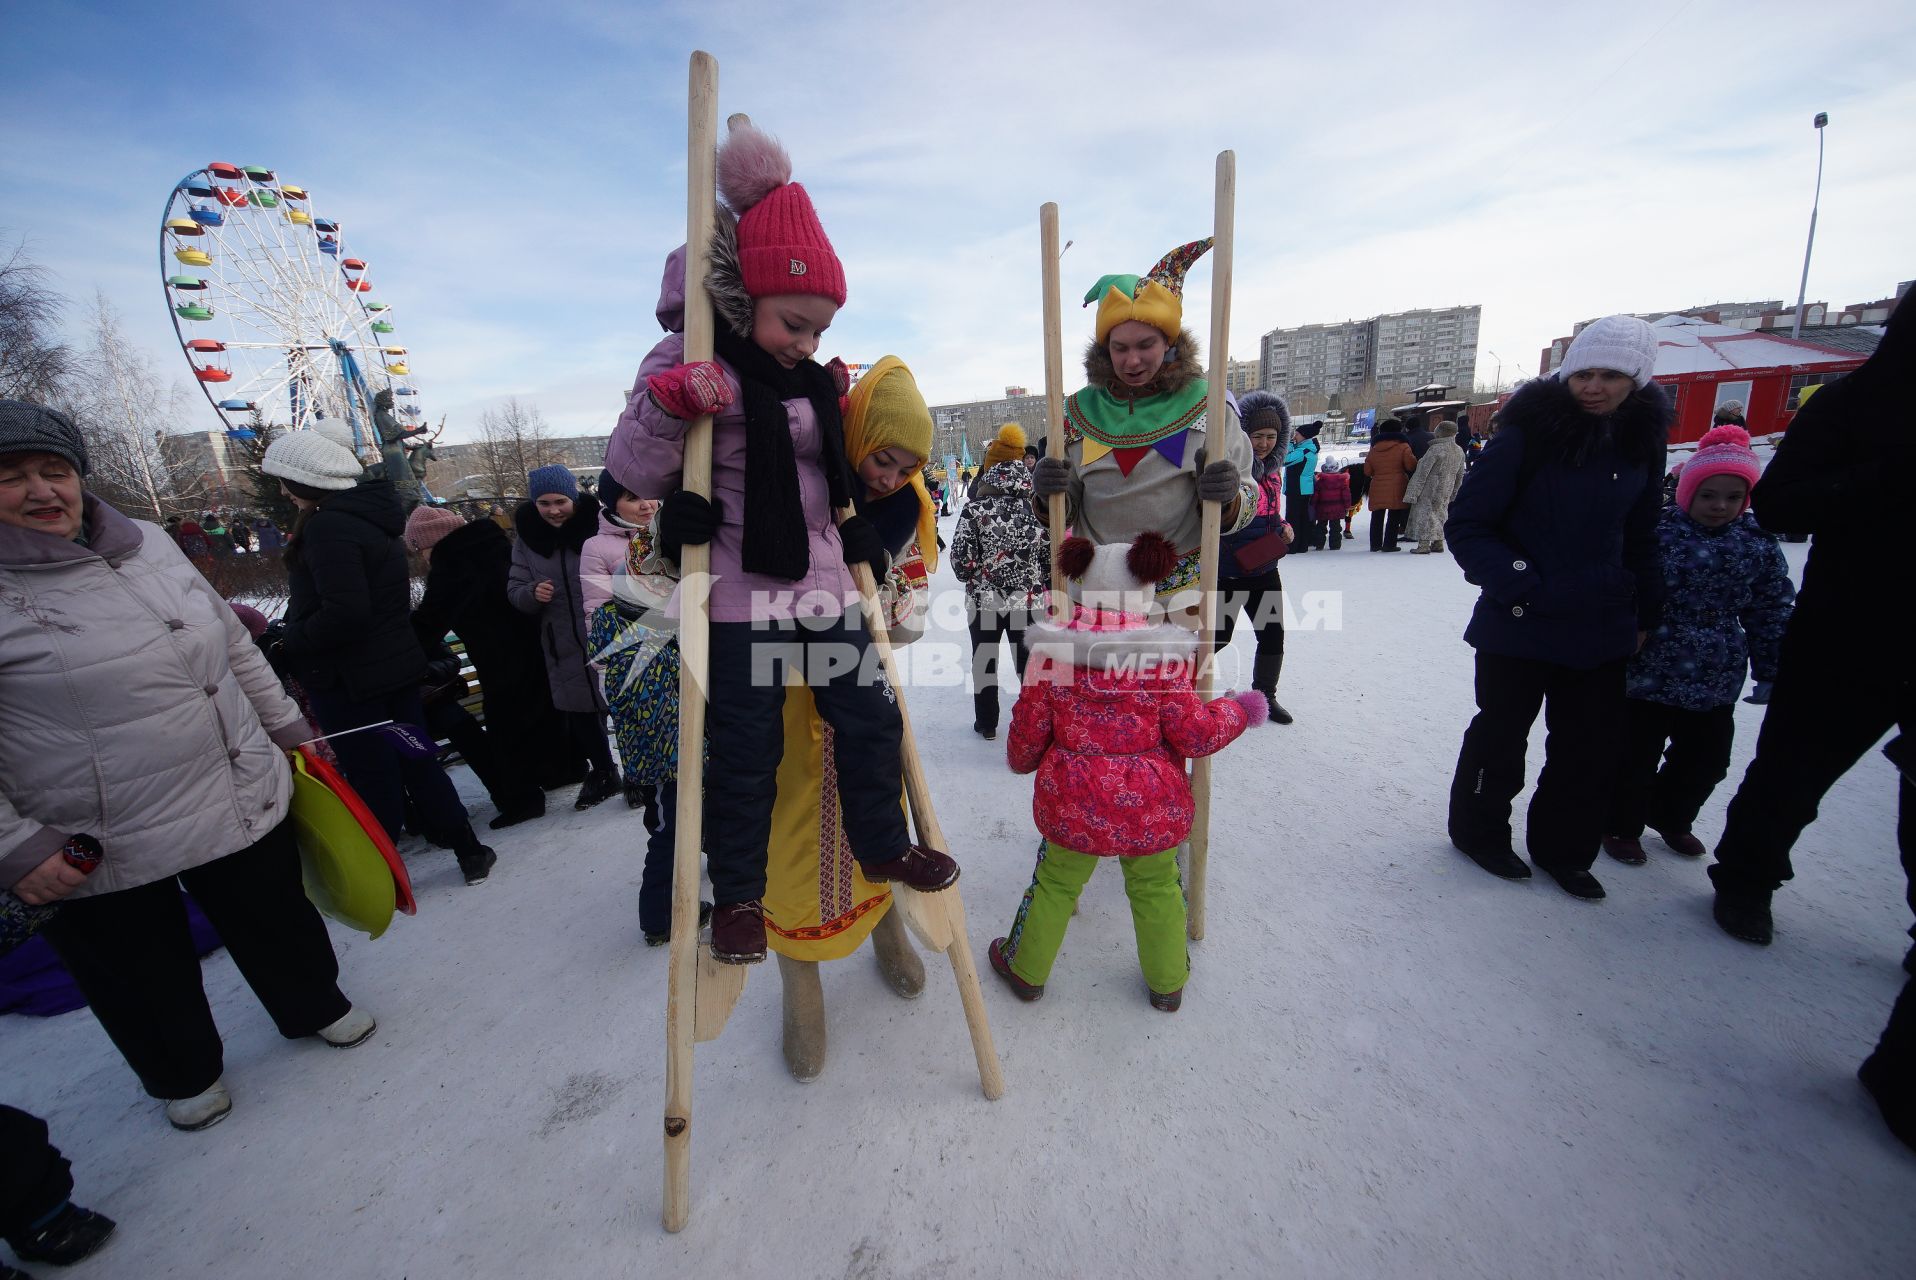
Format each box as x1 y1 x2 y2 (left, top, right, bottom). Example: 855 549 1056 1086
842 355 938 571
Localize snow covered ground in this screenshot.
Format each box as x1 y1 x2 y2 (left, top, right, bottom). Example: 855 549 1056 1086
7 509 1911 1279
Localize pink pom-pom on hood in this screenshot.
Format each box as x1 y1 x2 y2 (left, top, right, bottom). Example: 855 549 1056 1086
716 121 793 217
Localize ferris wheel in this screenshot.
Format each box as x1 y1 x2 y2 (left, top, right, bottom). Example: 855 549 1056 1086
159 162 424 451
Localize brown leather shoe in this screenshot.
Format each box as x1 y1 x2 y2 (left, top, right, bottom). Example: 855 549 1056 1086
1655 828 1707 858
1149 987 1183 1012
988 937 1043 1001
709 900 767 964
862 845 959 892
1602 835 1647 865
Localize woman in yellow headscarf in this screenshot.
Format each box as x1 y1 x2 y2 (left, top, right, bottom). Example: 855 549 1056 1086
764 356 939 1079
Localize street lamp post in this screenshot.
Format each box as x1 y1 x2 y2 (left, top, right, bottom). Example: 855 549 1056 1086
1791 111 1829 341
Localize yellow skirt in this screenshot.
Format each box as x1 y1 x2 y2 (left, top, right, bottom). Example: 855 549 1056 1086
762 684 899 961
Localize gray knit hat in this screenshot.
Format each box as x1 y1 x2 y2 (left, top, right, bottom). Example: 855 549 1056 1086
262 425 363 490
1558 315 1660 388
0 400 88 474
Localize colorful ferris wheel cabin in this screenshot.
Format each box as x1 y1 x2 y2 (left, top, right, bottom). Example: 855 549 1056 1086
347 279 373 292
207 162 243 180
185 339 225 353
287 210 312 226
371 320 395 333
341 258 366 271
248 190 280 208
393 385 416 395
217 400 257 412
167 276 208 290
280 185 308 200
184 183 214 198
313 219 339 233
365 302 389 312
175 303 214 321
242 165 275 182
317 237 339 255
194 367 232 383
188 208 223 227
380 347 407 356
386 362 410 374
165 218 204 237
175 248 213 266
216 187 247 208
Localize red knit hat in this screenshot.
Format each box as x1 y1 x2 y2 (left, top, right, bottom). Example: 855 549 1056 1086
1675 424 1762 516
718 123 846 306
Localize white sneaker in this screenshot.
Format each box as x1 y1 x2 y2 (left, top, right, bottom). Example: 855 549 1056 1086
166 1079 232 1131
317 1006 377 1048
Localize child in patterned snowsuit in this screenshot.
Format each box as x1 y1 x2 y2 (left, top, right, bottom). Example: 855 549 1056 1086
579 468 693 944
990 532 1260 1011
1602 425 1795 865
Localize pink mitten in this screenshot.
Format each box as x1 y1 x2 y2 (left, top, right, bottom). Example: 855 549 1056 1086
1227 689 1270 728
646 360 733 420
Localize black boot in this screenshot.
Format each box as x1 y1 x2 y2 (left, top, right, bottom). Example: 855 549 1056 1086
574 769 617 811
488 794 545 830
6 1202 116 1266
1253 654 1292 725
1712 889 1774 945
1451 838 1532 880
1858 973 1916 1152
1534 859 1606 901
457 843 497 886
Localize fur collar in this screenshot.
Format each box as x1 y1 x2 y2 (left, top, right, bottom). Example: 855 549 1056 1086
706 212 755 340
1081 327 1205 400
513 499 599 557
1022 616 1199 679
1501 375 1671 468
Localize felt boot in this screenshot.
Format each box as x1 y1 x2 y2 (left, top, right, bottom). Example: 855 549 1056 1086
317 1006 376 1048
870 907 924 998
776 952 826 1082
165 1079 232 1132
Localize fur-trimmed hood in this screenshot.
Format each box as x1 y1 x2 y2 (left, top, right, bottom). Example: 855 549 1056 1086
1081 327 1205 400
513 498 599 557
1502 375 1671 469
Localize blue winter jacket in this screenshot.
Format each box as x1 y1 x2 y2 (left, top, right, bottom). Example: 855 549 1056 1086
1627 507 1794 710
1283 436 1319 496
1445 377 1669 670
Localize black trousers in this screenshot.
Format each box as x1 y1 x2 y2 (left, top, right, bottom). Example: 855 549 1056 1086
305 684 477 853
1448 651 1628 871
638 781 679 937
1711 630 1913 898
424 697 542 816
42 820 349 1100
1607 699 1736 838
0 1106 71 1239
967 604 1033 734
705 614 909 905
1216 570 1285 695
564 709 617 778
1370 508 1407 551
1286 491 1320 552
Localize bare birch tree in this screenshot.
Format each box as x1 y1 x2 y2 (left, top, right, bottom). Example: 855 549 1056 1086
472 397 558 497
0 235 72 403
67 292 199 519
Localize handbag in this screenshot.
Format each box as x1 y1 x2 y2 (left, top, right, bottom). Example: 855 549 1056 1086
1231 529 1289 574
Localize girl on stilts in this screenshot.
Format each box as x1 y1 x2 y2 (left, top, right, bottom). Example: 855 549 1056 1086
604 122 957 964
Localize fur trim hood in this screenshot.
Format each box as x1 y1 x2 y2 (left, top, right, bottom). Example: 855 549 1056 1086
1501 375 1671 469
513 498 599 557
707 213 754 340
1082 327 1205 400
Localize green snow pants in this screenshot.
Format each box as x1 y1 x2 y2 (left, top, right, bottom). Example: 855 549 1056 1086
1002 841 1189 996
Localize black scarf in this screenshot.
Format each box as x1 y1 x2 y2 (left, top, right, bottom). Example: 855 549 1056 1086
713 326 854 580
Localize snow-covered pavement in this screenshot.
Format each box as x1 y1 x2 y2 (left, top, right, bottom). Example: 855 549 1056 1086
7 510 1911 1279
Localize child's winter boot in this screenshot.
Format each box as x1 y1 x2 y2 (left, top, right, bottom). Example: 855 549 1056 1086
988 938 1043 1001
863 845 960 892
1149 987 1183 1012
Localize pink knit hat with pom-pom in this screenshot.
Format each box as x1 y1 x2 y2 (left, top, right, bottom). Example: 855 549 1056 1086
1675 424 1762 515
717 122 846 306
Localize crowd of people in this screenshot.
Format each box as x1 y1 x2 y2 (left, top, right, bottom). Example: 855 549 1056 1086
3 120 1910 1272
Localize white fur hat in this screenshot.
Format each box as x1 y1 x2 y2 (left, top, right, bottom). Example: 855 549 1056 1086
1056 532 1180 627
1558 315 1659 388
262 425 363 490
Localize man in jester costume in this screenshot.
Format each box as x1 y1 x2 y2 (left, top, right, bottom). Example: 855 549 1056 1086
1032 237 1256 615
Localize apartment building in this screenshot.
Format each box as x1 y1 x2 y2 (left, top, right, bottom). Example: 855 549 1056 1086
1259 305 1480 399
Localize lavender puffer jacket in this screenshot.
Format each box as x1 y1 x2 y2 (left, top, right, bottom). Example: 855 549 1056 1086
601 246 855 623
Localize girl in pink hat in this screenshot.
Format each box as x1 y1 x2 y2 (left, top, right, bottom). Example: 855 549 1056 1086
1601 424 1795 866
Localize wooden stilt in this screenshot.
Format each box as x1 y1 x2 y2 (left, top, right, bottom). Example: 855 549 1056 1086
662 49 720 1235
1039 203 1068 616
838 517 1006 1101
1187 149 1236 944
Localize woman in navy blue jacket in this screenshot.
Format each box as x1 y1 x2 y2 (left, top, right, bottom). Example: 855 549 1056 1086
1442 315 1669 900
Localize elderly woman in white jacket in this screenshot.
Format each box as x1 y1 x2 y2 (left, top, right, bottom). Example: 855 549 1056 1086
0 402 375 1133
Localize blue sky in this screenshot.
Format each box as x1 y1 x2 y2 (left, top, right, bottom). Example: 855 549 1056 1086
4 0 1912 443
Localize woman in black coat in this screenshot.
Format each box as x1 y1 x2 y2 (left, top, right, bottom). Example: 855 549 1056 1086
408 512 574 824
1442 316 1669 900
261 428 496 885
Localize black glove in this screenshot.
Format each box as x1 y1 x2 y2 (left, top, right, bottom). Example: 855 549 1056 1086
837 514 888 578
1198 459 1240 504
657 490 721 562
1032 456 1071 498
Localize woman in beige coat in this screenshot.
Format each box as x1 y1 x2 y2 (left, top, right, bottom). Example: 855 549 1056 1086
0 402 375 1133
1404 420 1468 553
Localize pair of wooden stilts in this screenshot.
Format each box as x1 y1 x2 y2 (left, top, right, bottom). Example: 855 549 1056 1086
660 50 1236 1231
